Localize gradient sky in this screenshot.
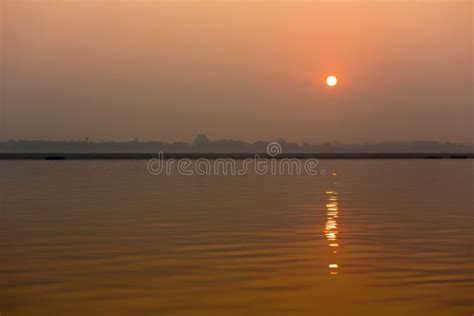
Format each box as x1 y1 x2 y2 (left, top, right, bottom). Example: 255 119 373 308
0 1 472 143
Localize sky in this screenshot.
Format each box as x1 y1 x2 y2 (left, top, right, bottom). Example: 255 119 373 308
0 0 472 143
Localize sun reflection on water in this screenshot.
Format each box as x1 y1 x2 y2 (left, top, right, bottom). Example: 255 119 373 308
325 185 340 275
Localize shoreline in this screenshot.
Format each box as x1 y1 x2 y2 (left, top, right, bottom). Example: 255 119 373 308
0 153 472 160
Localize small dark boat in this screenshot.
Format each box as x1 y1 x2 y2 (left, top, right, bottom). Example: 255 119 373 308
44 156 66 160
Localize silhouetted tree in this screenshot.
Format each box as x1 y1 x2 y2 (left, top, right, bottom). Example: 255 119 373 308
194 134 210 150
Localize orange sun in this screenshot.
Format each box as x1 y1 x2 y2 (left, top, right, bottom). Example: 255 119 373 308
326 75 337 87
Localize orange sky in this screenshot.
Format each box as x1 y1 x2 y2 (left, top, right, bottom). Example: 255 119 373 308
1 1 472 142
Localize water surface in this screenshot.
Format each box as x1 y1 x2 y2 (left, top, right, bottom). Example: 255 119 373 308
0 160 472 315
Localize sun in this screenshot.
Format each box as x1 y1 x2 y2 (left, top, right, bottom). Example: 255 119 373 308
326 75 337 87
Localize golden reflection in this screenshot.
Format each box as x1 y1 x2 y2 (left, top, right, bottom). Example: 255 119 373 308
325 187 340 275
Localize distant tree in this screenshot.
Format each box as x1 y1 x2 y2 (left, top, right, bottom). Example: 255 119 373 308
193 134 210 148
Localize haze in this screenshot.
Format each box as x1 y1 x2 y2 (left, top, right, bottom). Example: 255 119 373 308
0 1 472 143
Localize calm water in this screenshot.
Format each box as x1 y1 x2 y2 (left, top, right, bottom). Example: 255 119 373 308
0 160 472 315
